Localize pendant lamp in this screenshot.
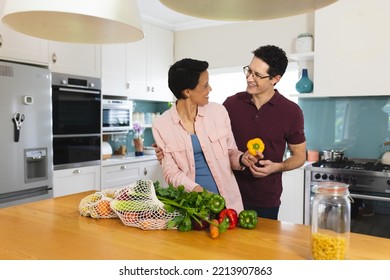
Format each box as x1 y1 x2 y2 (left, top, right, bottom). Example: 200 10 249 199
159 0 338 21
1 0 144 44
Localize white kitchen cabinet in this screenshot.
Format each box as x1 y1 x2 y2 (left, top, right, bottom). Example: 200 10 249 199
101 159 164 189
101 162 140 188
126 23 174 102
0 0 48 65
140 159 165 185
101 44 127 96
48 41 101 77
279 167 305 224
314 0 390 96
101 23 173 101
53 165 101 197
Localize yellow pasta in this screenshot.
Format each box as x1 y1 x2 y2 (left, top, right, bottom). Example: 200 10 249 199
311 233 347 260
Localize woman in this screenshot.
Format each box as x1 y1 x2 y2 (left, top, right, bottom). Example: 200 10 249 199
152 58 253 212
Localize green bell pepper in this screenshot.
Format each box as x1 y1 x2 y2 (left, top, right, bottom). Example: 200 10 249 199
208 194 225 214
238 210 258 229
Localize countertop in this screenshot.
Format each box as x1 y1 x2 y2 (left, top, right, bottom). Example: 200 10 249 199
1 191 390 260
101 154 157 166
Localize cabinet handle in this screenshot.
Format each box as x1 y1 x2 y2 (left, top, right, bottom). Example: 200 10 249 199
126 82 130 89
73 169 81 174
151 87 154 92
0 34 2 48
120 165 127 170
143 167 147 176
52 53 57 64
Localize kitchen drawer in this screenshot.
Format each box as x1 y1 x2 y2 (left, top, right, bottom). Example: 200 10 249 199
53 166 100 197
101 163 140 189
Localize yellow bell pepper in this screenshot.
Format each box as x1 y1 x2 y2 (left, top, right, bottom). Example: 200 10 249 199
246 138 265 156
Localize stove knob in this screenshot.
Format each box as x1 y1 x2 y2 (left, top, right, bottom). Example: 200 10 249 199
329 174 335 180
322 174 328 180
350 177 357 185
314 173 321 179
343 176 349 183
336 175 342 181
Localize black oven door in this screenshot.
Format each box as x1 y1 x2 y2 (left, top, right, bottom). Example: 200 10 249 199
350 192 390 238
53 135 101 170
52 86 101 135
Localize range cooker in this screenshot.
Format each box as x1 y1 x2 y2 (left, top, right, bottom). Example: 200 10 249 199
304 158 390 238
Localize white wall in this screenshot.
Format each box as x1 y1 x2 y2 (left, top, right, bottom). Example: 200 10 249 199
174 13 314 68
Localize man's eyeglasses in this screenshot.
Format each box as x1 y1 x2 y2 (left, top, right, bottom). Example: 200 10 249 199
243 66 270 80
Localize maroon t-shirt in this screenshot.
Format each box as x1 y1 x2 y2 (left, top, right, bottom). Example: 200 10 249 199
223 90 306 208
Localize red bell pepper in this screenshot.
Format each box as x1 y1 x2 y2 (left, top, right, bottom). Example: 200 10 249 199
218 208 238 229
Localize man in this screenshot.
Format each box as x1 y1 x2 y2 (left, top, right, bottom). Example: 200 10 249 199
223 45 306 219
155 45 306 220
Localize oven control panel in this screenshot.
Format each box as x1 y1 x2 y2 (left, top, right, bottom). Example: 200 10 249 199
310 171 390 193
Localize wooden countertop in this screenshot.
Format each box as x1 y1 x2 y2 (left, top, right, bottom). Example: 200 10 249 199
0 191 389 260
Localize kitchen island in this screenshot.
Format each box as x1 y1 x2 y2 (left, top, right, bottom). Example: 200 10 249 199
0 191 389 260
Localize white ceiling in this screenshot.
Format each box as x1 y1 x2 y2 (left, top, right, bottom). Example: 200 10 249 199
137 0 232 31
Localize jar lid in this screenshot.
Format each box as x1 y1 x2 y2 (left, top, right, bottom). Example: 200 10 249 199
314 182 349 194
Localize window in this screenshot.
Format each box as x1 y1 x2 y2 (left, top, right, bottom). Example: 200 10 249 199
208 62 299 105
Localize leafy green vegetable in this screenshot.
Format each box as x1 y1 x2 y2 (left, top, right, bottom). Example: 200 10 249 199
154 181 228 232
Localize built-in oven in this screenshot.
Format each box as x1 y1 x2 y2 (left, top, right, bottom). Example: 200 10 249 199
52 73 101 170
304 159 390 238
102 99 133 133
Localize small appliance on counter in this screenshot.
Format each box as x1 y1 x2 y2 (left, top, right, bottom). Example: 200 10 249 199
380 141 390 164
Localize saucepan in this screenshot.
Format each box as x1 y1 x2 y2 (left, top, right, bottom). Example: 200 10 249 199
322 148 346 162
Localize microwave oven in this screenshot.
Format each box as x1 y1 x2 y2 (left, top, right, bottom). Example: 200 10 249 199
102 99 133 132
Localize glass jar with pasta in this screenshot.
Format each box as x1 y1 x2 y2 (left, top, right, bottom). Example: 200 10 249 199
311 182 351 260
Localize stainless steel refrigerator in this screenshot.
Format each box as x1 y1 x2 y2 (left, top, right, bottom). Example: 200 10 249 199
0 60 53 208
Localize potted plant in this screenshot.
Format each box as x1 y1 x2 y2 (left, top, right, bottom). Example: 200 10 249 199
133 121 145 156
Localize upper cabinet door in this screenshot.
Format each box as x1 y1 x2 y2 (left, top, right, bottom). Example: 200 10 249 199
48 41 101 77
126 23 174 102
146 24 174 102
101 23 174 101
0 0 48 65
126 30 148 99
314 0 390 96
101 44 127 96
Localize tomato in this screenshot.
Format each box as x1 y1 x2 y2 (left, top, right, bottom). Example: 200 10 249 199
124 212 139 224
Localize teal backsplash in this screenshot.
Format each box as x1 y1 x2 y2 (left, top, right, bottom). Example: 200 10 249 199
299 96 390 159
106 100 171 154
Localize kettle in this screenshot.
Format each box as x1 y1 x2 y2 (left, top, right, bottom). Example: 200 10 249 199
381 142 390 165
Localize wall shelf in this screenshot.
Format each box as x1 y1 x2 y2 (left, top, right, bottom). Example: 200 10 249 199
289 52 314 62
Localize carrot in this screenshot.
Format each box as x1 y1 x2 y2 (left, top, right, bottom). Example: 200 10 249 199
209 219 220 239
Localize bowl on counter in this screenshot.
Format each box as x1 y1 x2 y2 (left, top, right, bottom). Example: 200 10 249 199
143 146 155 155
102 142 113 160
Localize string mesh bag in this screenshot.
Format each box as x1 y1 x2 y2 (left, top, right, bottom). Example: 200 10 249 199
79 187 122 219
110 179 180 230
